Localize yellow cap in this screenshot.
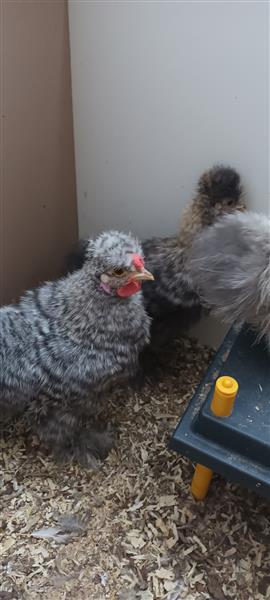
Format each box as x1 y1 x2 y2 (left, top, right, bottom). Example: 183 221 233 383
216 376 238 399
210 375 239 417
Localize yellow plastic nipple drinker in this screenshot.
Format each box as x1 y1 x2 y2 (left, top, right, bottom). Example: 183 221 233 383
191 376 239 500
210 376 239 417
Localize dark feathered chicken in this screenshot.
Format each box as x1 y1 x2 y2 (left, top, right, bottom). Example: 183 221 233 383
187 211 270 351
138 165 246 380
141 165 245 320
65 238 89 274
0 231 153 466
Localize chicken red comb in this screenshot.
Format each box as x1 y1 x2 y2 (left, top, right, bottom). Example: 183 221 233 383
132 254 144 270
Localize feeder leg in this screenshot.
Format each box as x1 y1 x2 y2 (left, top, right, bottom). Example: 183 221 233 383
191 463 213 500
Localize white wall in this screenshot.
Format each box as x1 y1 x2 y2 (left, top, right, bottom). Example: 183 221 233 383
68 1 269 242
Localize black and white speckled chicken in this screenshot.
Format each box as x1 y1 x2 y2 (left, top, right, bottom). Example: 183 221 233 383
187 211 270 351
0 231 153 466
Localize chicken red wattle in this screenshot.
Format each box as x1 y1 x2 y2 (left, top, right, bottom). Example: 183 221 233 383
117 254 145 298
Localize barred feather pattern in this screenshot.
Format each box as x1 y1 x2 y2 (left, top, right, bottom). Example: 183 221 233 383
0 231 151 465
188 211 270 350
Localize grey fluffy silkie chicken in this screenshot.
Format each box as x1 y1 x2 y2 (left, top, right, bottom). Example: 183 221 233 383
0 231 153 466
187 211 270 351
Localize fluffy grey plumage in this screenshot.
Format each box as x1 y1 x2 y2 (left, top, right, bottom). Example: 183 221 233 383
188 211 270 350
0 230 152 466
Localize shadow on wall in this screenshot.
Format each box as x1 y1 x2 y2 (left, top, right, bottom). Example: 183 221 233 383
190 316 229 349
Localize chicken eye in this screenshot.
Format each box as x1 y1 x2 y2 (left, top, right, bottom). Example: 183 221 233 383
113 268 125 277
227 199 234 206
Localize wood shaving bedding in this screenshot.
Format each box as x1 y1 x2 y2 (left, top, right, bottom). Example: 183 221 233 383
1 337 269 600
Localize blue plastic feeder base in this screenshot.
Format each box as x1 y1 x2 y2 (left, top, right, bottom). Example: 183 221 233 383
170 324 270 498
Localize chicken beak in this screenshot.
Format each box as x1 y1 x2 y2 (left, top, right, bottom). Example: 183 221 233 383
130 268 154 282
